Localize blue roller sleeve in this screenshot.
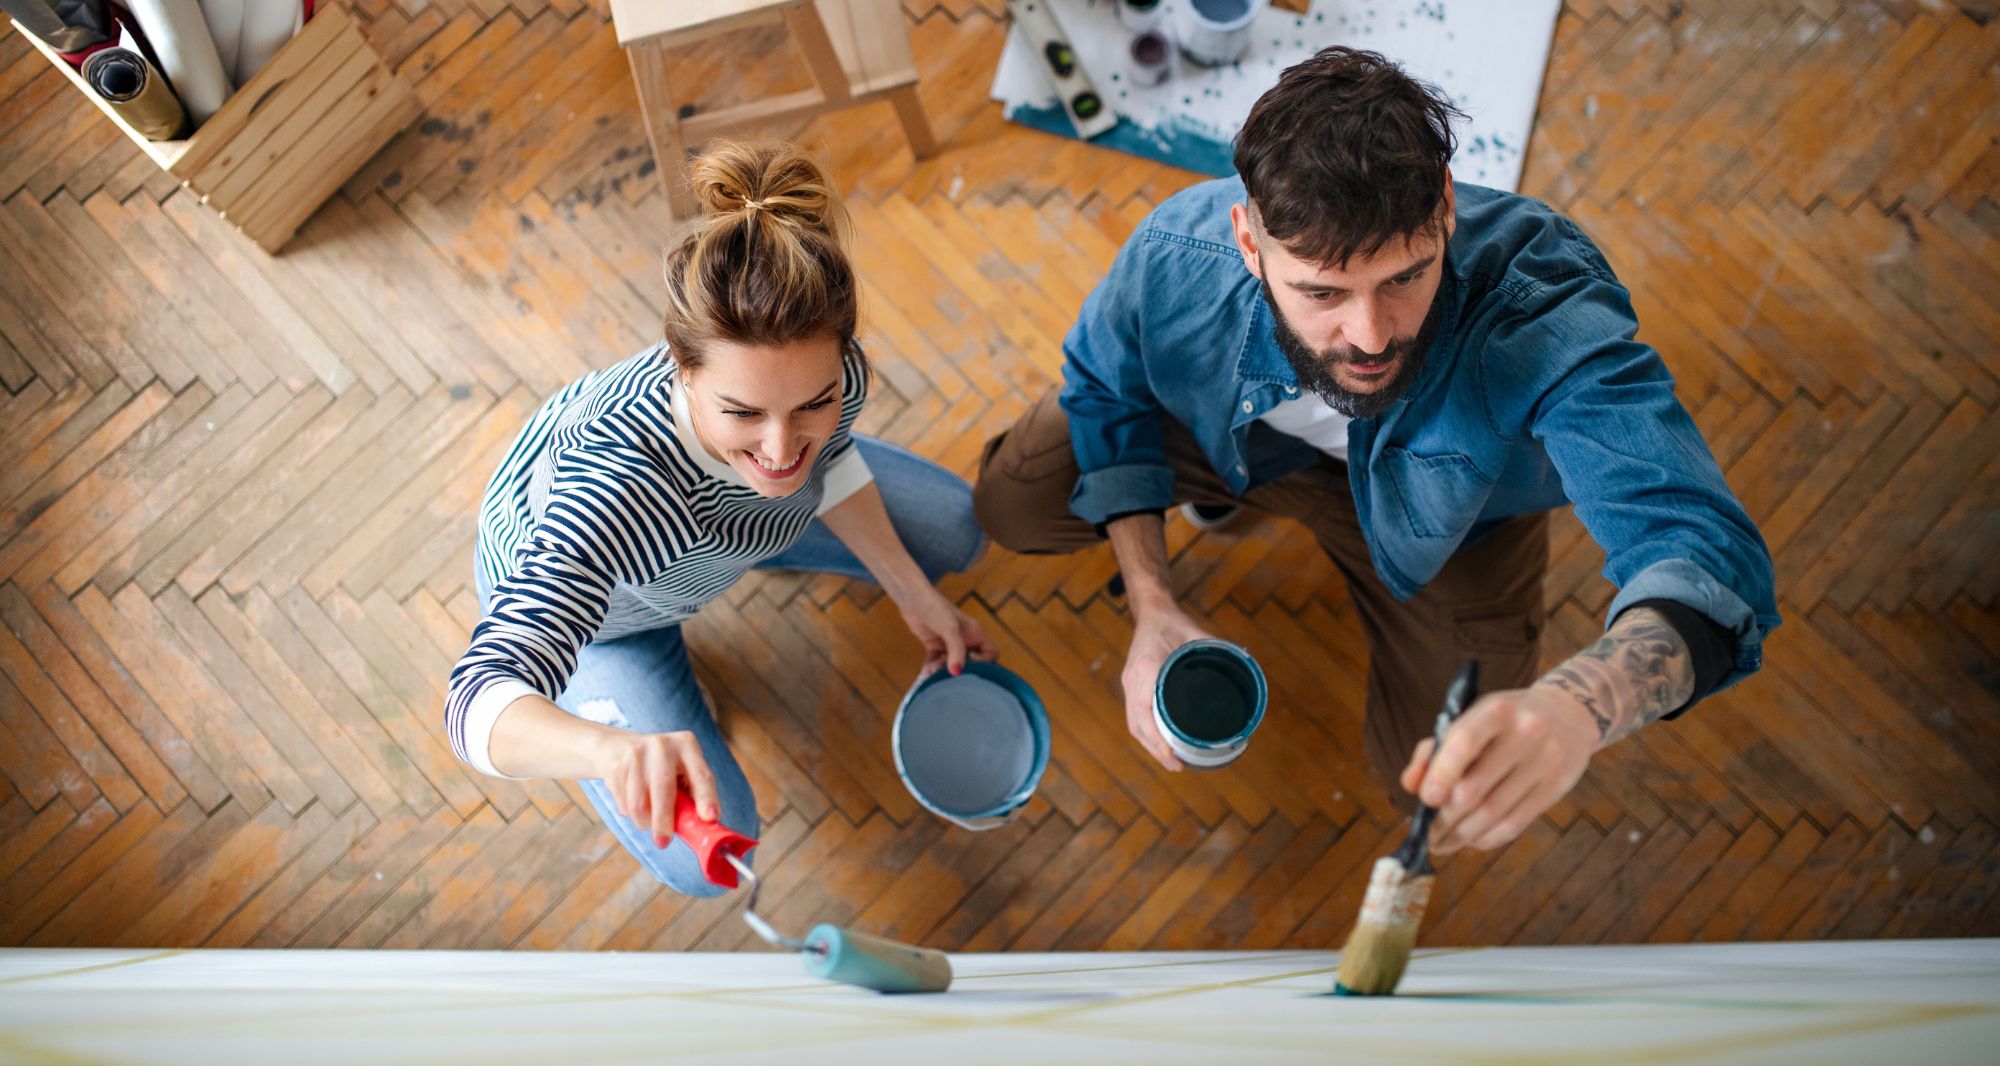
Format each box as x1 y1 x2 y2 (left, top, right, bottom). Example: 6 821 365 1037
802 924 953 993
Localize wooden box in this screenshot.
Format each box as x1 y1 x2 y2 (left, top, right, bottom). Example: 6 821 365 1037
13 4 418 253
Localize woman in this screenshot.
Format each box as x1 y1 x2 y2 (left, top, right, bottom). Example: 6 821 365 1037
446 142 992 897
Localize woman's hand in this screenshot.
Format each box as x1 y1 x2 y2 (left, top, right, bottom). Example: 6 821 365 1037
593 730 720 848
898 587 997 677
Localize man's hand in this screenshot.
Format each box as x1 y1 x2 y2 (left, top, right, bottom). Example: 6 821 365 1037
1122 608 1215 771
1400 605 1695 854
1399 687 1597 853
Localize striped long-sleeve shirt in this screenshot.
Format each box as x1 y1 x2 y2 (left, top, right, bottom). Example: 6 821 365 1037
445 342 873 777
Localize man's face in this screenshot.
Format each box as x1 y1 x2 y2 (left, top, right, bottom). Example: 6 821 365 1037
1230 193 1453 418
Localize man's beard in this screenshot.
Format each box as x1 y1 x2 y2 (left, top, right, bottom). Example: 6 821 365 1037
1261 279 1441 419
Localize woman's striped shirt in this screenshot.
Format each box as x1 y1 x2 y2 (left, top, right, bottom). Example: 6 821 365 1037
445 342 873 777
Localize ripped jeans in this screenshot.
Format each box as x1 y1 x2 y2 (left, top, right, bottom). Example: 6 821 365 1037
476 435 984 897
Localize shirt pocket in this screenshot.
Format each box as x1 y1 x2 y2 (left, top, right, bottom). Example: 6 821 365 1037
1377 446 1495 540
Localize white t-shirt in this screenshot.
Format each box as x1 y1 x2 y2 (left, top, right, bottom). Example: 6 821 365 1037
1259 395 1351 460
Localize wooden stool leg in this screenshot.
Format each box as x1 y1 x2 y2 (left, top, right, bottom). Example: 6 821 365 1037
888 84 938 159
627 41 697 219
785 4 851 105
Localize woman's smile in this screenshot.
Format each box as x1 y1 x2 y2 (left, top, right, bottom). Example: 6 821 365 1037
744 447 809 482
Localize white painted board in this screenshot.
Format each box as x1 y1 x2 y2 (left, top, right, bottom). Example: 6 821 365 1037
3 941 1997 1063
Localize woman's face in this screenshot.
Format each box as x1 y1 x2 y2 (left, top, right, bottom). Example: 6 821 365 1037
682 335 846 498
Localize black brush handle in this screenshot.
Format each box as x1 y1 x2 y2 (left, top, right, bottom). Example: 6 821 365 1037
1392 661 1480 876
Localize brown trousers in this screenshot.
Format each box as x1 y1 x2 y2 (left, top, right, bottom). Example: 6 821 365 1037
974 389 1549 807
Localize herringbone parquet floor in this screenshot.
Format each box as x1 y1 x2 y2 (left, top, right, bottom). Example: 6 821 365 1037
1 0 1996 954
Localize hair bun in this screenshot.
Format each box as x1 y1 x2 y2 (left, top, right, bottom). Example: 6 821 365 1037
689 140 846 244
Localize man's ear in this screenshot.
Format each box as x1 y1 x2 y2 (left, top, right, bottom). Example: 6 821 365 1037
1230 201 1261 277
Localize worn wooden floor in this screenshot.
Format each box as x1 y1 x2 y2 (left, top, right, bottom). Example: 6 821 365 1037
0 0 1996 953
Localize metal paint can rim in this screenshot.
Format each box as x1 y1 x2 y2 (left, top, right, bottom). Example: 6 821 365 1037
1176 0 1263 66
892 660 1050 830
1152 638 1268 768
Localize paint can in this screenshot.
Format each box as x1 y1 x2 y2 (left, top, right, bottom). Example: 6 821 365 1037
1176 0 1261 67
1117 0 1164 33
1152 639 1267 768
893 661 1049 830
1128 29 1172 87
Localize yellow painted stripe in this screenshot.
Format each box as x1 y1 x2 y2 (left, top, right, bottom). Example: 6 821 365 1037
0 950 184 988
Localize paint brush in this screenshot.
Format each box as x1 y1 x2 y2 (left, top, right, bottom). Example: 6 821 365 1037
1334 660 1478 997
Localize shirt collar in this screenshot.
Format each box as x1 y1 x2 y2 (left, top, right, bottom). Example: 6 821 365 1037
1236 295 1299 389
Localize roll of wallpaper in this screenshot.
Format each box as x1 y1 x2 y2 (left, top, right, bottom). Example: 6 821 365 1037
82 28 187 140
198 0 303 85
123 0 229 124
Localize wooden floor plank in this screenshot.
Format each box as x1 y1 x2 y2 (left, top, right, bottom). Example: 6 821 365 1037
0 619 141 811
28 797 249 946
0 797 162 943
204 800 376 947
60 384 327 596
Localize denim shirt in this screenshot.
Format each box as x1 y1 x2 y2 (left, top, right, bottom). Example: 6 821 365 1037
1059 177 1779 690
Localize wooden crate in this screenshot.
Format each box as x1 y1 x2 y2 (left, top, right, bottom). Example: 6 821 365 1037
13 5 418 253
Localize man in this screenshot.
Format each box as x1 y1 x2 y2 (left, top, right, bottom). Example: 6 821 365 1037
973 47 1778 856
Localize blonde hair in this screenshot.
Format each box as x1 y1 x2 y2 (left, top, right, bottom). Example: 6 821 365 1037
662 141 858 370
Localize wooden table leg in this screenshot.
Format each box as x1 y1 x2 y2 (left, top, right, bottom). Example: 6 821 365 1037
626 41 697 219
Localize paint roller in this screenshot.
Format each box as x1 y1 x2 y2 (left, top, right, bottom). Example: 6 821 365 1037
671 785 953 993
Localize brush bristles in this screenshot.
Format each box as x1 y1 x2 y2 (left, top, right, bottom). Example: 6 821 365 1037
1334 856 1435 996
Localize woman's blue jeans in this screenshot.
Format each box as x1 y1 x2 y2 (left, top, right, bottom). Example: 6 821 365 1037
475 435 984 897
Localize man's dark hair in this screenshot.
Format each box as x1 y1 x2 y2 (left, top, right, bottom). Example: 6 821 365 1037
1233 47 1465 267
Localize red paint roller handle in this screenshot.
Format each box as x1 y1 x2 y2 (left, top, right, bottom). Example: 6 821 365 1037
664 783 757 888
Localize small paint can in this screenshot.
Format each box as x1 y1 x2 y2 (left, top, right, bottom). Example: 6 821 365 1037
1176 0 1261 67
1128 29 1171 87
1117 0 1164 33
894 661 1049 830
1152 639 1267 768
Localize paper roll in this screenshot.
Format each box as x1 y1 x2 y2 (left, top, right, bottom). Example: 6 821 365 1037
123 0 230 124
197 0 302 85
82 30 187 140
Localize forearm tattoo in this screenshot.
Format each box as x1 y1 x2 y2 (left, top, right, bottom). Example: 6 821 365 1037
1535 607 1694 747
